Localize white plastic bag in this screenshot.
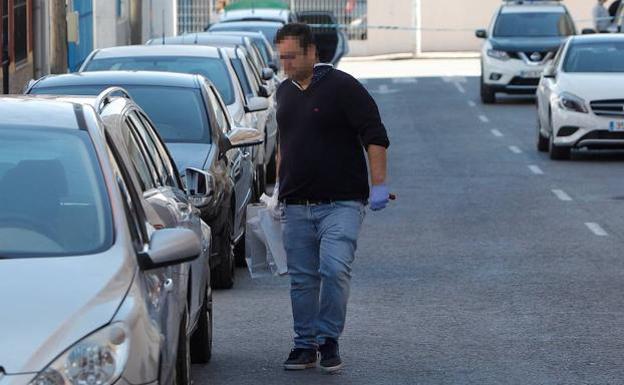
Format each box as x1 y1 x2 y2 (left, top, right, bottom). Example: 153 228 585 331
245 190 288 278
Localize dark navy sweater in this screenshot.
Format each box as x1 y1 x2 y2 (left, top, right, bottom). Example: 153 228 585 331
276 66 390 202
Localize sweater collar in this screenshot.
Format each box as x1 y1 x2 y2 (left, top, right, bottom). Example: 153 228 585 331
291 63 334 91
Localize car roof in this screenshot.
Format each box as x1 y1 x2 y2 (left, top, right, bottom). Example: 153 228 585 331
0 96 87 129
91 44 222 59
220 8 289 22
150 33 250 47
211 20 283 28
569 34 624 44
33 71 202 89
209 30 269 42
501 0 566 13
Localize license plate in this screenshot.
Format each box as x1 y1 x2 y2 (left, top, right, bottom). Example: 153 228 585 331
609 121 624 132
520 70 542 78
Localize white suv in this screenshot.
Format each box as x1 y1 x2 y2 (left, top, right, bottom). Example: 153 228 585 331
476 0 576 104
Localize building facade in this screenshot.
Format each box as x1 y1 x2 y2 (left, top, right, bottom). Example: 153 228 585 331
1 0 34 94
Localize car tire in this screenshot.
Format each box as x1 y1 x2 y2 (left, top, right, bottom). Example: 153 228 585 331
234 235 246 267
549 134 571 160
174 309 191 385
480 75 496 104
211 218 235 290
190 288 213 364
537 118 549 152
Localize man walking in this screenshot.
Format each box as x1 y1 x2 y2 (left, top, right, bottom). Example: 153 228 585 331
274 23 391 373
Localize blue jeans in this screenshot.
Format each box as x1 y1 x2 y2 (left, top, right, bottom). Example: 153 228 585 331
281 201 366 349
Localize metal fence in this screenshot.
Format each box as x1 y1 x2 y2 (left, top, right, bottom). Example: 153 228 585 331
224 0 368 40
178 0 211 34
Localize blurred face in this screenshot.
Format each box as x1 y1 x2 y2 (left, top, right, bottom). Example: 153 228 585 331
276 37 316 82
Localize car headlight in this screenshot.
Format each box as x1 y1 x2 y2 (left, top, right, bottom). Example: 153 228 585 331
30 323 130 385
556 92 588 113
487 49 510 61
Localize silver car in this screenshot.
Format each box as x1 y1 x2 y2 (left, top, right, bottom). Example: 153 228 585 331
0 92 214 385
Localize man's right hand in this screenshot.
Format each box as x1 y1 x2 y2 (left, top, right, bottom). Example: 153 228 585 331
370 184 390 211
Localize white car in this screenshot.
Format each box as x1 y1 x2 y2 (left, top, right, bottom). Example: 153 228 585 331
536 34 624 160
476 0 576 104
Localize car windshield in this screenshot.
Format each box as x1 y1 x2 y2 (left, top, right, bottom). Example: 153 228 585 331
563 41 624 72
30 85 212 144
493 12 575 37
209 24 281 47
0 126 113 258
83 56 235 105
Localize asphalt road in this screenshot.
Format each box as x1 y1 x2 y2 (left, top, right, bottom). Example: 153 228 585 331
194 72 624 385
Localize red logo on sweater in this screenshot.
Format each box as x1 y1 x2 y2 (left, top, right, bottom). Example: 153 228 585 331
313 108 320 112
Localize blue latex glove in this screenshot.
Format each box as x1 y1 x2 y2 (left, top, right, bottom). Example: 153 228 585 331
370 184 390 211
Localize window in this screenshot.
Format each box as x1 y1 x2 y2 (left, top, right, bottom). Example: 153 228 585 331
206 85 231 133
13 0 27 63
2 0 8 60
231 58 254 98
137 112 181 188
129 111 171 187
123 118 157 191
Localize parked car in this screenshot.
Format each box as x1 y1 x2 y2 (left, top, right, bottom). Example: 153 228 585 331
208 30 281 73
145 36 278 190
0 92 211 385
475 0 576 104
536 34 624 160
210 8 349 65
27 71 264 287
208 19 284 50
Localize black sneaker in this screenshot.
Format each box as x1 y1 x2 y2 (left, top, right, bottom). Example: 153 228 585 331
283 348 318 370
319 338 343 373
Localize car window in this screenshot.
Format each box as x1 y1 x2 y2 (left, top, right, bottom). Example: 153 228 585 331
563 41 624 73
30 85 212 144
231 57 254 98
128 111 168 187
244 55 263 90
123 118 158 192
105 133 148 250
0 125 113 257
205 84 231 133
493 12 575 37
137 112 181 188
252 39 272 66
84 56 235 105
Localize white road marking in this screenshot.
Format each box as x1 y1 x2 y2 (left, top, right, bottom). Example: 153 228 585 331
479 115 490 123
551 189 572 201
372 84 399 95
468 100 477 108
509 145 522 154
455 82 466 94
528 165 544 175
491 129 503 137
392 77 418 84
586 222 608 237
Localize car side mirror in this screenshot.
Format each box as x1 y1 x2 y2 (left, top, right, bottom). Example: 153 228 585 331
138 228 201 270
258 85 271 98
227 126 264 148
582 28 597 35
475 29 487 39
261 67 275 81
185 167 215 197
245 96 270 113
543 67 557 79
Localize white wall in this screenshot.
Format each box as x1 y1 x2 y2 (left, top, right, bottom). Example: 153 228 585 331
93 0 132 49
141 0 177 43
349 0 597 56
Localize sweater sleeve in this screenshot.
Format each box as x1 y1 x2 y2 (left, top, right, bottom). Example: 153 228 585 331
339 73 390 149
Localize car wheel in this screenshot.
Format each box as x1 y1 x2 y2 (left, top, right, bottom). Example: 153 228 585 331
537 117 549 152
549 133 571 160
211 218 235 290
480 75 496 104
234 233 246 267
190 288 213 364
174 309 192 385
